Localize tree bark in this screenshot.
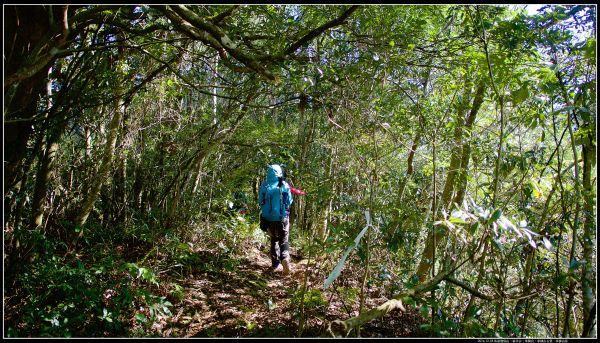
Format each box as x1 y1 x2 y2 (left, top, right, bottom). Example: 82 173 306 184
453 79 486 205
30 128 64 230
440 77 472 208
555 66 583 338
415 75 478 282
396 130 421 203
580 132 596 337
294 94 310 231
75 107 122 229
4 5 71 227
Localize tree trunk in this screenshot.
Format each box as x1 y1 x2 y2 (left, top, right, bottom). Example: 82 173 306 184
460 239 490 329
554 67 583 338
415 75 474 282
580 136 596 337
31 130 62 230
75 32 130 230
454 79 486 205
4 6 71 200
75 107 123 228
396 130 421 203
4 76 46 201
294 94 310 231
30 67 59 230
518 179 557 335
440 78 471 208
318 144 337 241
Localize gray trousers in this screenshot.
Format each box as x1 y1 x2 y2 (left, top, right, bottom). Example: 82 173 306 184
266 217 290 267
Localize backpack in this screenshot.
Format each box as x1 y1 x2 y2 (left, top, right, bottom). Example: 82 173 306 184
259 165 293 223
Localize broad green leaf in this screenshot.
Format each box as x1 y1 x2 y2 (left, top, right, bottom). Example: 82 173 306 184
449 216 468 225
420 305 430 318
177 243 190 251
530 180 542 198
490 209 502 223
135 313 148 323
512 83 529 106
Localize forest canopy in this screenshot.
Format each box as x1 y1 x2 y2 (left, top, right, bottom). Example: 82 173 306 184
3 4 596 338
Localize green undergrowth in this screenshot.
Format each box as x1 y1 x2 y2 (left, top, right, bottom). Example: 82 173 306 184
4 211 266 338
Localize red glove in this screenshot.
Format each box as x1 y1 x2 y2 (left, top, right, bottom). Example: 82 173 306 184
291 187 306 196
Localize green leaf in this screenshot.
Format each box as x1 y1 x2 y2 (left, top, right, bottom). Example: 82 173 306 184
177 243 190 251
569 259 581 270
512 83 529 106
553 273 568 287
468 222 479 234
420 305 430 318
582 37 596 60
490 209 502 223
530 180 542 198
420 323 432 331
449 216 468 225
135 313 148 323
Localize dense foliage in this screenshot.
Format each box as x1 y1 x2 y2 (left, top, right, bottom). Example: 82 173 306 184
3 4 596 338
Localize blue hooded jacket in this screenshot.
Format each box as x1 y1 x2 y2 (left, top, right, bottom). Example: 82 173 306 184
259 165 293 221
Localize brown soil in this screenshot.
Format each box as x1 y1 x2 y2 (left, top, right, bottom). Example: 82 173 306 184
146 244 426 338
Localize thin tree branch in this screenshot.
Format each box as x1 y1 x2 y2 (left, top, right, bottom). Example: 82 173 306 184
445 276 494 300
284 5 360 55
210 5 240 24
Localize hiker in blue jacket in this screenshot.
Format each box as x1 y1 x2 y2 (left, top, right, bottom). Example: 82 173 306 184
259 164 293 274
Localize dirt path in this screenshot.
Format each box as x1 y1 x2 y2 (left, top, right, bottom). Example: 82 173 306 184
152 245 425 337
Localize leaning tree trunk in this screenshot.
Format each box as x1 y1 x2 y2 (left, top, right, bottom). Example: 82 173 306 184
75 106 123 229
453 79 485 205
4 5 71 200
30 67 68 230
396 130 421 204
75 35 128 230
449 81 489 324
415 75 474 282
440 77 472 207
30 125 64 230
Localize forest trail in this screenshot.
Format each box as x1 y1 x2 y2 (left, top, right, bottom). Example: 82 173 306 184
4 5 595 339
149 243 426 338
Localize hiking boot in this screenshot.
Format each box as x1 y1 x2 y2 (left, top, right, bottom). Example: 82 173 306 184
282 258 291 275
272 264 283 273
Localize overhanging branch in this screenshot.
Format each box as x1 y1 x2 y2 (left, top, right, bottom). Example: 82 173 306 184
284 5 360 56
